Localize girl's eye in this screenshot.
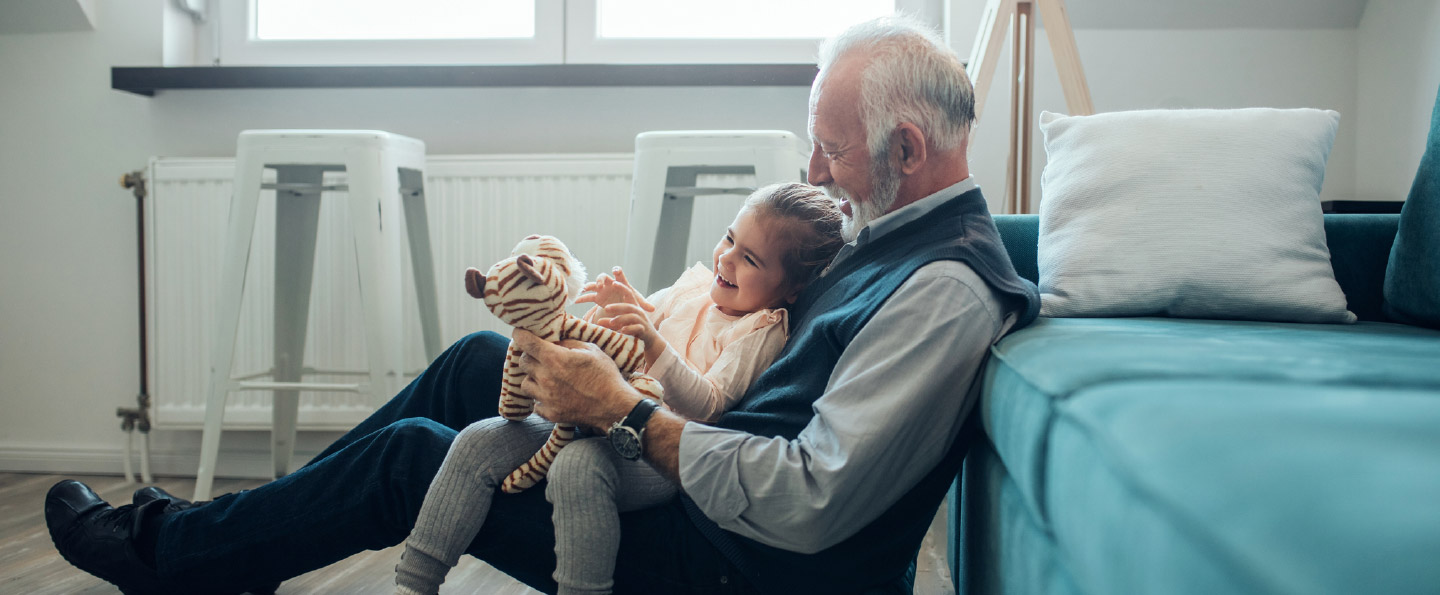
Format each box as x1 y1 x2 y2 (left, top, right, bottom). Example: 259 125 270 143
724 234 733 244
745 255 757 266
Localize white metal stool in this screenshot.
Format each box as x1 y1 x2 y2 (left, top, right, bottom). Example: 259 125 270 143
194 130 443 500
622 130 808 295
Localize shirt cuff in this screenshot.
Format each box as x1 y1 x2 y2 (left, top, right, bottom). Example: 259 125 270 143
678 422 750 522
647 343 686 384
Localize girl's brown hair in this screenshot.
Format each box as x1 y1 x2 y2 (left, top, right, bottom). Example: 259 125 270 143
743 182 846 289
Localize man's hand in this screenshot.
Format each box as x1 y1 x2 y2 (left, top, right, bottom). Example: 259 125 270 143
511 329 639 430
512 328 687 483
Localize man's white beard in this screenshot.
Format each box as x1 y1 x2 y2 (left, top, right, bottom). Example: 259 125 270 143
825 157 901 242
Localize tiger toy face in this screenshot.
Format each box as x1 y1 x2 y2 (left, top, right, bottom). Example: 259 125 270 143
464 235 587 341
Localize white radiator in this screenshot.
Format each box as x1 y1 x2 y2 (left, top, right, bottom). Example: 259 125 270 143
144 154 752 430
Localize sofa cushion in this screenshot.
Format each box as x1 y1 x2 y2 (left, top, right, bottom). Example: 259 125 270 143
1035 108 1355 323
1384 83 1440 329
982 317 1440 529
1046 380 1440 594
994 213 1401 322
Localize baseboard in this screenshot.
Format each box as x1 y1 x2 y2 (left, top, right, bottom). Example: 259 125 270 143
0 444 321 479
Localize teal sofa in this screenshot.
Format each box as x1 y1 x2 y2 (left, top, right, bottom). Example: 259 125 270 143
949 213 1440 594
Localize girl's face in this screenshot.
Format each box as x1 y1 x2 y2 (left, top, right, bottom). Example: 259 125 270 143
710 208 802 316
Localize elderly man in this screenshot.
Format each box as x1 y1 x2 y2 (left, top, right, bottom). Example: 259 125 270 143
45 15 1038 594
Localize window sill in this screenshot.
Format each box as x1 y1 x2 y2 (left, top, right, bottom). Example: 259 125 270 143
110 63 819 96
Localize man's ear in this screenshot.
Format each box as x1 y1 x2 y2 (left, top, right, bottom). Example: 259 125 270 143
894 122 928 176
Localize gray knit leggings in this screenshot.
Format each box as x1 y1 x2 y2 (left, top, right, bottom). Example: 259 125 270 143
395 416 677 595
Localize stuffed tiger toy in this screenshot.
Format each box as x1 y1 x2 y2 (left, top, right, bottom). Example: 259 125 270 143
465 234 664 493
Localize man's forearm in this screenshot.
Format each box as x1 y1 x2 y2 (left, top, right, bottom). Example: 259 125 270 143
641 409 685 483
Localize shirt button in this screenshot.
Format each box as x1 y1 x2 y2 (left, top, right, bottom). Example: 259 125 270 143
720 576 729 584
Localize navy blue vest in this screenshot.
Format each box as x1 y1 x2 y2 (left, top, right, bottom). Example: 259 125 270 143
680 188 1040 593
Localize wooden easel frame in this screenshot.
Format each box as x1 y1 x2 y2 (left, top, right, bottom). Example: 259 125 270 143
966 0 1094 214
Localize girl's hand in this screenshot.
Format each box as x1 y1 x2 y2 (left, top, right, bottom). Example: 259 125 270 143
598 302 667 366
575 267 655 311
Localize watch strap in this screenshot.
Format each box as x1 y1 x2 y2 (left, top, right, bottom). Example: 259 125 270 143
621 398 659 432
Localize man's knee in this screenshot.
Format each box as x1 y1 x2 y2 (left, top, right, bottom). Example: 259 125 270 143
378 418 456 467
453 331 509 359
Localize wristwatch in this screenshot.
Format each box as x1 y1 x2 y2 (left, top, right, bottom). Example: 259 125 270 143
608 398 659 461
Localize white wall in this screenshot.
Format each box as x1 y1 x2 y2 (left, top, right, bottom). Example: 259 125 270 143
1356 0 1440 201
945 0 1360 208
0 0 1434 478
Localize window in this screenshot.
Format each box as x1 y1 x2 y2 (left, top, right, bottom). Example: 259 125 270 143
216 0 564 65
568 0 920 64
255 0 535 40
209 0 936 66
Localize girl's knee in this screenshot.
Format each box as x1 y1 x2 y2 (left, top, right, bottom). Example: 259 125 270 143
451 418 515 459
547 440 617 498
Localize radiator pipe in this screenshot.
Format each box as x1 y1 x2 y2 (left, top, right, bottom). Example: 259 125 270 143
118 170 154 484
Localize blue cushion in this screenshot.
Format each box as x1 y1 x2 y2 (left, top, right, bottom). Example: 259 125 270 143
1046 380 1440 594
1384 83 1440 328
982 317 1440 528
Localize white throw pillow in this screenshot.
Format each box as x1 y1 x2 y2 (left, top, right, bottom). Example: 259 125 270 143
1037 108 1355 323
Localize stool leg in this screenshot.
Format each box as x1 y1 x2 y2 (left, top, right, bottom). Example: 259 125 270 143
270 166 324 479
624 155 671 296
400 168 442 362
347 156 406 407
651 165 700 292
196 158 264 501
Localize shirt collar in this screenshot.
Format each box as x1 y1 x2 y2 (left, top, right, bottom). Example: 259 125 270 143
862 177 977 243
823 177 977 275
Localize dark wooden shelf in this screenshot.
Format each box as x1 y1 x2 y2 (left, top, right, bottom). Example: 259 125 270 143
111 63 820 96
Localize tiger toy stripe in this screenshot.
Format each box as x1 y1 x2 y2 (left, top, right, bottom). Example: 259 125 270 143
465 235 664 494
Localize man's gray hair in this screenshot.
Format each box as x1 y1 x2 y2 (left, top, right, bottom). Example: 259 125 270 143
816 15 976 157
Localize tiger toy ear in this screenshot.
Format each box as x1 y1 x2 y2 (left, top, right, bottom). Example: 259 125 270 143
515 254 545 285
464 267 486 299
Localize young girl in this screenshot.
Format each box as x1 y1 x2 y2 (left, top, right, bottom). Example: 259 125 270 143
395 182 844 595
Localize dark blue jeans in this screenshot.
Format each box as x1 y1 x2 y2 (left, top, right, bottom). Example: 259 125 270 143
154 331 753 594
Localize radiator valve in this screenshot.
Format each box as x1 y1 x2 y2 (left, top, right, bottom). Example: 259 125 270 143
120 170 147 200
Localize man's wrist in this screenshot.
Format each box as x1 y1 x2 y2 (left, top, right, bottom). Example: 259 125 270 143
607 397 660 461
598 385 643 429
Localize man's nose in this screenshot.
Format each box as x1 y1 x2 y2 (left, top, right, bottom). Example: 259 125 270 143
807 148 830 186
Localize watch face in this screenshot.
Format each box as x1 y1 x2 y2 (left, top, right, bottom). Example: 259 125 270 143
609 427 642 460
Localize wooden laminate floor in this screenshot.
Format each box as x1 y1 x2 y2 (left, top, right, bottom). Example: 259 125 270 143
0 472 953 594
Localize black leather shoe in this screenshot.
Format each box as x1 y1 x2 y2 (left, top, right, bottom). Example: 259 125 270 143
45 480 171 595
132 486 202 514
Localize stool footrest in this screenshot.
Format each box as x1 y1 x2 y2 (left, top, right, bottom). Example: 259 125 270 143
236 381 365 392
261 182 350 194
664 186 754 198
